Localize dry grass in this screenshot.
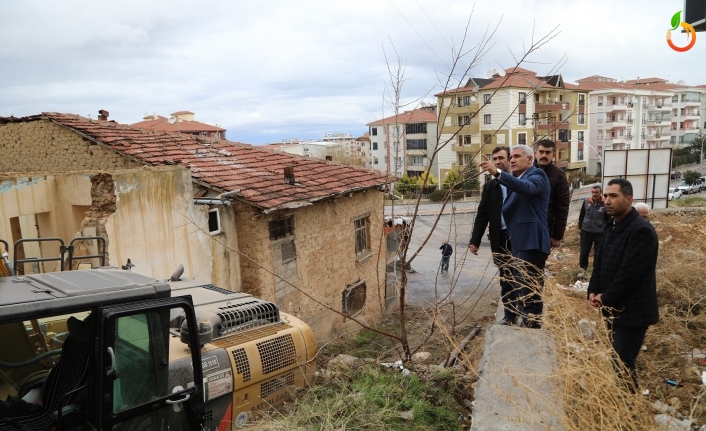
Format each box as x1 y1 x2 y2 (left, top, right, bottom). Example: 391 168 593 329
541 209 706 430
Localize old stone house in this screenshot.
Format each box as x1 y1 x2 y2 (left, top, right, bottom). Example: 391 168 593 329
0 113 393 341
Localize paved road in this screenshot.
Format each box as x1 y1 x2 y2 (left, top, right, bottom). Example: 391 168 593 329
400 212 499 306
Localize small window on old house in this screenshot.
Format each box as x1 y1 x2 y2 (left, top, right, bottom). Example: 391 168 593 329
342 280 366 317
269 215 294 240
208 208 221 235
354 216 370 259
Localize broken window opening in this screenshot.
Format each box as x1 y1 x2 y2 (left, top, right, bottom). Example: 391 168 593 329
281 240 296 263
342 281 366 317
269 216 294 240
208 208 221 235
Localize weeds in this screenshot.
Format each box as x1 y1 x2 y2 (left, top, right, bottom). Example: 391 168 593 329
246 365 460 430
671 196 706 207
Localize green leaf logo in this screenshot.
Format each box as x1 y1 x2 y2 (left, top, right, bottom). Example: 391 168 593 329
670 11 681 30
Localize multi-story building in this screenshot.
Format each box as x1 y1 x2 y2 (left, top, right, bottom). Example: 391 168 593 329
366 106 448 180
577 76 706 175
435 67 589 177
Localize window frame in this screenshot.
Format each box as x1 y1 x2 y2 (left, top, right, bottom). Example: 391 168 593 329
483 94 492 104
483 114 491 124
342 280 367 317
353 215 371 261
269 215 294 240
208 208 221 235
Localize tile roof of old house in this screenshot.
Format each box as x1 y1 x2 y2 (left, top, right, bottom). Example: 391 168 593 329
5 113 392 213
131 115 226 133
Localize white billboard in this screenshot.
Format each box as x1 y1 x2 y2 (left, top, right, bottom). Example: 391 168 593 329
602 148 672 209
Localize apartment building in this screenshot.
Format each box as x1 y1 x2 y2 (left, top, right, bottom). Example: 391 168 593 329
435 67 589 177
367 106 448 180
577 76 706 175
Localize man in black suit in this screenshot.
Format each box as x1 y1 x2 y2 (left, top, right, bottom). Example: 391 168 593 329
468 146 517 324
587 178 659 390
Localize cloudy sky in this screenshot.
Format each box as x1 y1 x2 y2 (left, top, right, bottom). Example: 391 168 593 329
1 0 703 144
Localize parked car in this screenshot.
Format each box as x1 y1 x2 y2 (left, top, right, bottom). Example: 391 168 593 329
671 170 682 180
678 181 699 195
699 177 706 190
669 187 682 200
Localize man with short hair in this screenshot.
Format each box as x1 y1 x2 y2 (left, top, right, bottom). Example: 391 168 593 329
480 145 550 328
439 240 453 273
469 146 516 324
587 179 659 390
578 184 609 273
634 202 650 219
535 139 570 248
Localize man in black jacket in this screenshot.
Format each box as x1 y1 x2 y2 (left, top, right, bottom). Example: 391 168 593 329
439 240 453 272
587 178 659 390
535 140 570 247
578 184 609 273
468 146 517 324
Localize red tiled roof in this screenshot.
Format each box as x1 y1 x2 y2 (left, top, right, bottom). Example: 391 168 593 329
367 108 437 126
505 66 536 75
624 77 668 85
38 113 391 212
132 116 225 133
479 74 554 90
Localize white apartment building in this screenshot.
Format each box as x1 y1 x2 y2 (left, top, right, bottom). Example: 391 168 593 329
367 107 450 180
578 76 706 175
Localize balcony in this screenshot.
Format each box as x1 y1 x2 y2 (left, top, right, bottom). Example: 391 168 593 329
555 159 569 169
535 101 570 111
627 102 634 108
606 119 627 128
451 143 480 154
535 120 570 130
556 141 569 150
607 103 628 111
626 118 634 124
684 113 701 120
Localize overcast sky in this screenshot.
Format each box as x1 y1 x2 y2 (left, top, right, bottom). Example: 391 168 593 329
1 0 704 144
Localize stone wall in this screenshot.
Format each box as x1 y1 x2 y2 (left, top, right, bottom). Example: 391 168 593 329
234 189 387 342
0 120 141 172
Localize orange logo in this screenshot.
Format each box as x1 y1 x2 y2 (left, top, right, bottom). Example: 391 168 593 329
667 11 696 52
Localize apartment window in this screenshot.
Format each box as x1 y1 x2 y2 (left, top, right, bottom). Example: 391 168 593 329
519 92 526 104
598 96 604 106
371 128 377 136
619 129 624 137
578 113 585 125
407 139 427 150
458 135 471 145
577 131 584 142
354 216 370 258
518 113 527 125
410 156 425 165
578 94 586 106
372 142 378 150
620 96 625 104
518 133 527 145
483 134 492 144
458 115 470 126
484 114 491 124
577 149 584 161
208 209 221 235
619 113 624 120
269 215 294 240
483 94 492 104
406 123 427 134
597 132 603 140
373 156 379 165
642 113 646 125
342 280 366 317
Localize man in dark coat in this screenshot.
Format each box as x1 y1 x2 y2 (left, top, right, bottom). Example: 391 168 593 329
469 146 516 324
439 240 453 272
535 139 570 248
480 145 550 328
587 178 659 389
578 184 609 273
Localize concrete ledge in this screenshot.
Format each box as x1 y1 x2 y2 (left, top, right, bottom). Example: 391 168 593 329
471 325 567 431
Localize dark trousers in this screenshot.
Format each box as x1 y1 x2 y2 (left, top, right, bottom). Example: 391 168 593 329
492 230 516 321
610 324 648 390
579 230 603 270
509 249 548 326
440 255 450 271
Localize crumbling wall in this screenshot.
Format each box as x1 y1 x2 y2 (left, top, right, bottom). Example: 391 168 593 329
77 173 117 266
0 120 142 172
234 189 387 343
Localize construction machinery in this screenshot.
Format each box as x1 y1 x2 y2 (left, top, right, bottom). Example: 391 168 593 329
0 237 317 430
